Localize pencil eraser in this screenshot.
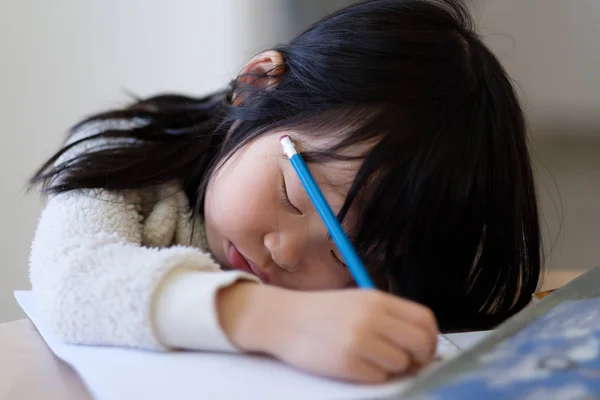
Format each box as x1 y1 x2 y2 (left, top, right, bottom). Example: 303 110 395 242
279 135 297 157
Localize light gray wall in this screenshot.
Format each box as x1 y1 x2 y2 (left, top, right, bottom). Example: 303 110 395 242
1 1 599 322
284 0 356 37
474 0 600 136
534 137 600 273
0 0 285 323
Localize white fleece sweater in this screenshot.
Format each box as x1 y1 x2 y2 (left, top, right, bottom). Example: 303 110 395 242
29 120 259 352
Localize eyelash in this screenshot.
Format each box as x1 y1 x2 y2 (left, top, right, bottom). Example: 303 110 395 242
279 175 303 215
279 175 346 269
331 250 348 268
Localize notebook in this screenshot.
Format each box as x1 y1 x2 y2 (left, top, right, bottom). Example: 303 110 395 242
404 264 600 399
14 291 488 400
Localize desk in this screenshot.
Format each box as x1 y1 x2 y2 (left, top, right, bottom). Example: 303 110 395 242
0 319 91 400
0 269 586 400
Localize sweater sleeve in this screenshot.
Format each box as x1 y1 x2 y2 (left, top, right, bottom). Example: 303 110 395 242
29 185 258 352
153 267 257 351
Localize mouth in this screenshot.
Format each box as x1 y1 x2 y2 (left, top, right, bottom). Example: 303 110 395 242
225 243 270 283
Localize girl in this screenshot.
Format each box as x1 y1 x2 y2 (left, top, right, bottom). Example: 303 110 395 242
29 0 541 383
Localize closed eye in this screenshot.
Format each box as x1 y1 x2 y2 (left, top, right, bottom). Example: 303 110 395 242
279 174 303 215
331 250 348 268
327 233 349 269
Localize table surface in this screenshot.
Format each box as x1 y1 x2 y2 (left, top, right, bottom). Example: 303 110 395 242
0 319 91 400
0 269 586 400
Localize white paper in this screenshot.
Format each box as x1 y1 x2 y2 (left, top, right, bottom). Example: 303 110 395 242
15 291 488 400
444 330 491 350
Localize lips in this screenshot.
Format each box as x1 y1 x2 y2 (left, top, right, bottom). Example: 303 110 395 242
226 243 269 283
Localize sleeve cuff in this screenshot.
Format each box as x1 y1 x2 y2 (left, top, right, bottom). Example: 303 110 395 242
153 268 260 352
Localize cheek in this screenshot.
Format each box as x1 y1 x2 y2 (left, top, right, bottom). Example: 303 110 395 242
277 269 352 290
205 155 279 237
275 254 353 290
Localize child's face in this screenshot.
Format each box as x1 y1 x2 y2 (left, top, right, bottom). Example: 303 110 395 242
204 131 363 290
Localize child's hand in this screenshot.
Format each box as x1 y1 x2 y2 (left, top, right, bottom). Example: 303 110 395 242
267 288 438 383
218 283 438 383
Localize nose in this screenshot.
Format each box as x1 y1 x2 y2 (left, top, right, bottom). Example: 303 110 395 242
263 229 307 272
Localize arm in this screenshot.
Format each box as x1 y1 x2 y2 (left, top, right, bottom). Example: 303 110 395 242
29 187 258 351
30 185 438 382
216 281 439 383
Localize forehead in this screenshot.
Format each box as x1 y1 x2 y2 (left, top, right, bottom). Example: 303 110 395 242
227 129 367 230
229 128 374 206
279 132 365 192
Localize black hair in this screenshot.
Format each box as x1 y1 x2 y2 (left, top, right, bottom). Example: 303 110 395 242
30 0 542 332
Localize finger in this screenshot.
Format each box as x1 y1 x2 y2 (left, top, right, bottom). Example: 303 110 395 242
376 317 438 365
384 296 438 334
359 336 412 375
337 356 389 384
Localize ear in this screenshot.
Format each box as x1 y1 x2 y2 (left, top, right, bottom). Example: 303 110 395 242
232 50 284 106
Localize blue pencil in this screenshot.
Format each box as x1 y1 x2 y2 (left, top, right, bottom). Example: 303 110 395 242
280 135 376 289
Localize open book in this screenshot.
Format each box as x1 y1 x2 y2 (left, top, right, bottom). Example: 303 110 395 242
15 291 489 400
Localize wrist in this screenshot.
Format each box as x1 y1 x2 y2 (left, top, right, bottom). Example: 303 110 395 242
216 282 290 353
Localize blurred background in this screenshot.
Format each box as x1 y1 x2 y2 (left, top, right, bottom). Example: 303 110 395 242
1 0 599 322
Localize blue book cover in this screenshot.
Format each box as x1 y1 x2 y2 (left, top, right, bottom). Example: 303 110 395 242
424 299 600 399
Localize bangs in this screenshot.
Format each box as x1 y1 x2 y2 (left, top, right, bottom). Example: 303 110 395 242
285 106 416 289
287 103 509 330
